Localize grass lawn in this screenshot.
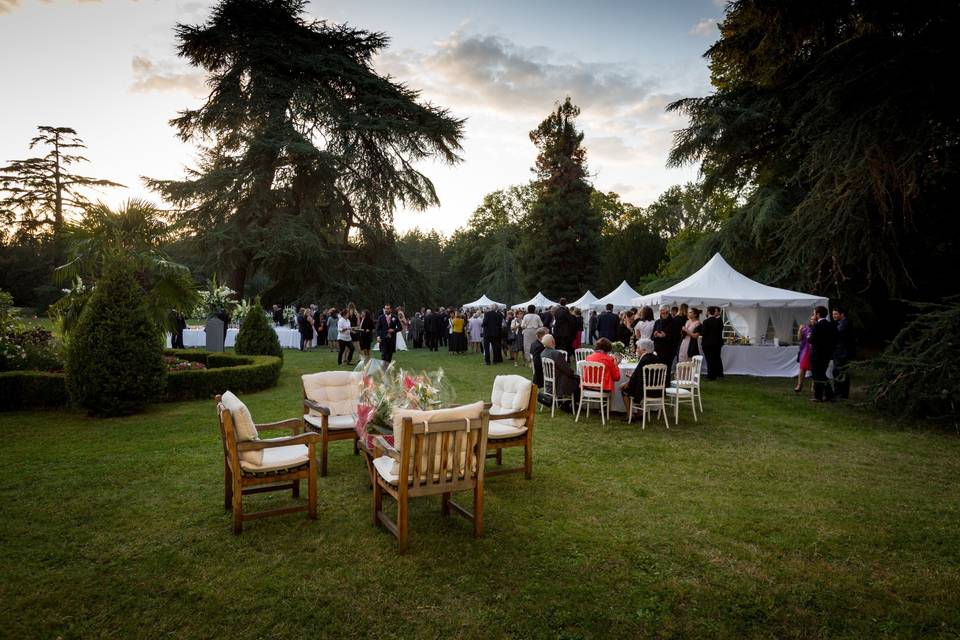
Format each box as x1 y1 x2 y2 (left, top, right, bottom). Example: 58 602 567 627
1 347 958 639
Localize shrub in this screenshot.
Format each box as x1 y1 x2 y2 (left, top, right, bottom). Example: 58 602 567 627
0 371 67 410
65 258 166 417
234 297 282 360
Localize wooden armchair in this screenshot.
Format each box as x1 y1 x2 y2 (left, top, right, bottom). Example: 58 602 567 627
301 371 362 476
484 375 538 479
216 392 321 534
371 401 489 553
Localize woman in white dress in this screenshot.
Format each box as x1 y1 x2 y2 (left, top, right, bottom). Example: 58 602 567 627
468 312 483 353
634 306 656 342
520 304 544 362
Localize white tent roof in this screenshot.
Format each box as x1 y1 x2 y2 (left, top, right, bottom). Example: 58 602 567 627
463 294 506 309
632 253 827 309
511 291 558 311
569 290 599 310
590 281 642 311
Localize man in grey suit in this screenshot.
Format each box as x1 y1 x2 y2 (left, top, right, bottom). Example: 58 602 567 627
540 334 580 411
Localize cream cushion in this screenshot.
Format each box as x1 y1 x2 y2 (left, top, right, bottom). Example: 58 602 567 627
303 414 356 431
388 401 486 478
488 421 527 439
239 444 309 473
302 371 362 417
221 390 261 466
489 375 532 428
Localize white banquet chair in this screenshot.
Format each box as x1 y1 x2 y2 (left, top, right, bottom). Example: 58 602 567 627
627 364 670 430
540 358 575 417
665 361 698 424
576 361 609 425
677 354 704 413
574 348 594 365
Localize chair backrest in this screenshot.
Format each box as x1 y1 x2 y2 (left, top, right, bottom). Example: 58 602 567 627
215 395 237 462
642 364 668 397
396 408 489 496
580 360 606 391
542 358 557 395
690 355 704 384
574 348 594 364
558 351 568 361
491 375 534 428
301 371 362 416
674 361 696 386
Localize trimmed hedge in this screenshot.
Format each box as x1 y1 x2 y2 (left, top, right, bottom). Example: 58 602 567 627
1 350 282 411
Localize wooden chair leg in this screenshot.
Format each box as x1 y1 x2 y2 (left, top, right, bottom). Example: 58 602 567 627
524 443 532 480
353 434 359 455
292 479 300 498
473 484 484 538
397 495 409 553
372 480 383 527
224 463 233 511
495 449 502 465
441 492 451 516
307 465 317 520
320 435 329 477
231 477 243 534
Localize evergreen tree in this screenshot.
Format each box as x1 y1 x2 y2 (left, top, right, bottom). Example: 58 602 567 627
234 296 283 359
520 98 601 300
147 0 464 297
65 258 166 417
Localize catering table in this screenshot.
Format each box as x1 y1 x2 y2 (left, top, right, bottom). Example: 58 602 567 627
720 345 800 377
166 326 302 349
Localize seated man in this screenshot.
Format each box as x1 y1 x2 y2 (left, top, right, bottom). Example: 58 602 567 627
540 334 580 412
530 326 550 388
620 338 661 405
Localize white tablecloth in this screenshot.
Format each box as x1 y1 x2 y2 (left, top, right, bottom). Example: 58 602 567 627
720 345 799 377
167 326 301 350
577 360 637 413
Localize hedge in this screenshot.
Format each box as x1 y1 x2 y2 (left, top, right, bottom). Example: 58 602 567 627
1 350 282 411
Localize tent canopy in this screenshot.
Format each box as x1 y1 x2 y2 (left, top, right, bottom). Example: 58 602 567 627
590 281 642 311
569 290 599 310
511 291 558 311
463 294 506 309
632 253 827 309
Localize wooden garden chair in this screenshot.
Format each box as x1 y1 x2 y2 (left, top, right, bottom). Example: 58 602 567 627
216 392 321 534
371 401 489 553
485 375 538 479
301 371 362 476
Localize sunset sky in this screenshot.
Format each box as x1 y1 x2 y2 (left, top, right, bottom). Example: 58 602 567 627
0 0 722 234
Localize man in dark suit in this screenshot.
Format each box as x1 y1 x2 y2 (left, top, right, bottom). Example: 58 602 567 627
588 310 598 345
620 338 661 406
595 303 619 342
424 308 437 351
809 305 838 402
700 306 725 380
376 303 403 363
831 307 855 399
272 304 283 326
530 327 549 388
551 299 577 356
481 306 504 364
652 306 679 370
540 335 579 411
539 308 553 331
437 306 448 348
170 309 187 348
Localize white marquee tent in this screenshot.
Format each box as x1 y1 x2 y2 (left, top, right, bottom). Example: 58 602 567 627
511 291 558 311
591 281 642 311
463 294 506 310
569 290 599 310
632 253 827 342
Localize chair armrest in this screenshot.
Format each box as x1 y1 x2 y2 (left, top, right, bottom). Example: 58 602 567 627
303 399 330 415
373 435 398 458
255 418 303 434
238 432 320 451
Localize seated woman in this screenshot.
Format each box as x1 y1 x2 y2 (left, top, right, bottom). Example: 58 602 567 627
620 338 661 403
584 338 621 393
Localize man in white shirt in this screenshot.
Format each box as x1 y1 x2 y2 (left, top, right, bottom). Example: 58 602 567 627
336 311 354 365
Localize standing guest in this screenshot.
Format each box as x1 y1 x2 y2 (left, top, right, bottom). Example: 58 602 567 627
336 309 355 365
502 310 514 361
311 305 322 348
376 303 403 363
588 310 598 345
832 307 855 399
634 306 655 342
272 304 283 326
298 307 313 351
345 302 360 353
510 310 524 366
531 327 550 388
809 305 837 402
410 312 425 349
481 305 504 365
616 310 634 346
571 307 584 350
539 307 553 331
468 311 484 354
700 306 725 380
521 304 544 363
316 308 328 348
551 299 577 356
596 303 619 342
678 308 703 362
794 312 815 392
540 334 580 411
652 306 679 370
325 308 338 352
437 306 448 348
423 308 436 351
619 338 661 411
449 311 468 354
171 309 187 349
357 309 375 360
585 338 622 393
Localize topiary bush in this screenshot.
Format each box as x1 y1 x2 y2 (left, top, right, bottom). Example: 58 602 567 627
65 258 166 417
234 297 282 360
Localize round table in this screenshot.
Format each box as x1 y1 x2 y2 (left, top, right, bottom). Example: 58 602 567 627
576 359 638 413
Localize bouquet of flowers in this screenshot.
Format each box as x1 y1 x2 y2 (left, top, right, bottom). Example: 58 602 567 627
232 299 253 325
196 276 236 318
611 341 629 356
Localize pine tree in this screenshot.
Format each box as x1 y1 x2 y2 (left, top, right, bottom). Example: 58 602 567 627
520 98 601 300
234 296 283 359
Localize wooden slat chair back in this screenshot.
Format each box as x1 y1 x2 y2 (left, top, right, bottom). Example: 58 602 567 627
216 393 320 534
372 406 489 552
485 375 538 479
576 360 609 425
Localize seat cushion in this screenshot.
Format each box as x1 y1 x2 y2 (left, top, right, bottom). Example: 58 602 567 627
665 387 693 397
490 375 533 428
220 390 261 466
239 444 309 473
373 454 399 484
303 414 356 431
302 371 362 416
488 420 527 439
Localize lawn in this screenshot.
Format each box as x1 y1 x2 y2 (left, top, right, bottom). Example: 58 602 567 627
1 347 958 639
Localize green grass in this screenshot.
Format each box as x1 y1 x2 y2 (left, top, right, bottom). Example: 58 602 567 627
1 348 959 639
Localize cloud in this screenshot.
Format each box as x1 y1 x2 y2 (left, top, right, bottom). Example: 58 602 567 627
1 0 138 13
690 18 719 37
0 0 21 12
130 55 207 96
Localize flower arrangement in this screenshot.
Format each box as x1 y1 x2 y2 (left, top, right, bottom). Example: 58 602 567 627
196 276 236 318
232 299 253 325
611 341 629 356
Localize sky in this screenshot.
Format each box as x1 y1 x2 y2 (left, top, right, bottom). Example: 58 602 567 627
0 0 723 235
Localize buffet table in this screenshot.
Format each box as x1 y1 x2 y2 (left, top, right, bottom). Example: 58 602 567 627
720 345 799 377
166 326 302 349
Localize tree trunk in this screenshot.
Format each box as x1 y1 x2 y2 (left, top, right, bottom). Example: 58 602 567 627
227 263 247 300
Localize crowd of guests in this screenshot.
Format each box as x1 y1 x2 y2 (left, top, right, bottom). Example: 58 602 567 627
795 305 855 402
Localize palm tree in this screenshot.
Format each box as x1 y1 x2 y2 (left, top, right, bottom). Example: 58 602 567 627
51 199 199 335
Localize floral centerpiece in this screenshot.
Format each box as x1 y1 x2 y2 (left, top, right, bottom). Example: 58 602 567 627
194 276 237 322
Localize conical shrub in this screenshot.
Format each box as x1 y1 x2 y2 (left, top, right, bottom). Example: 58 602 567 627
234 297 283 360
